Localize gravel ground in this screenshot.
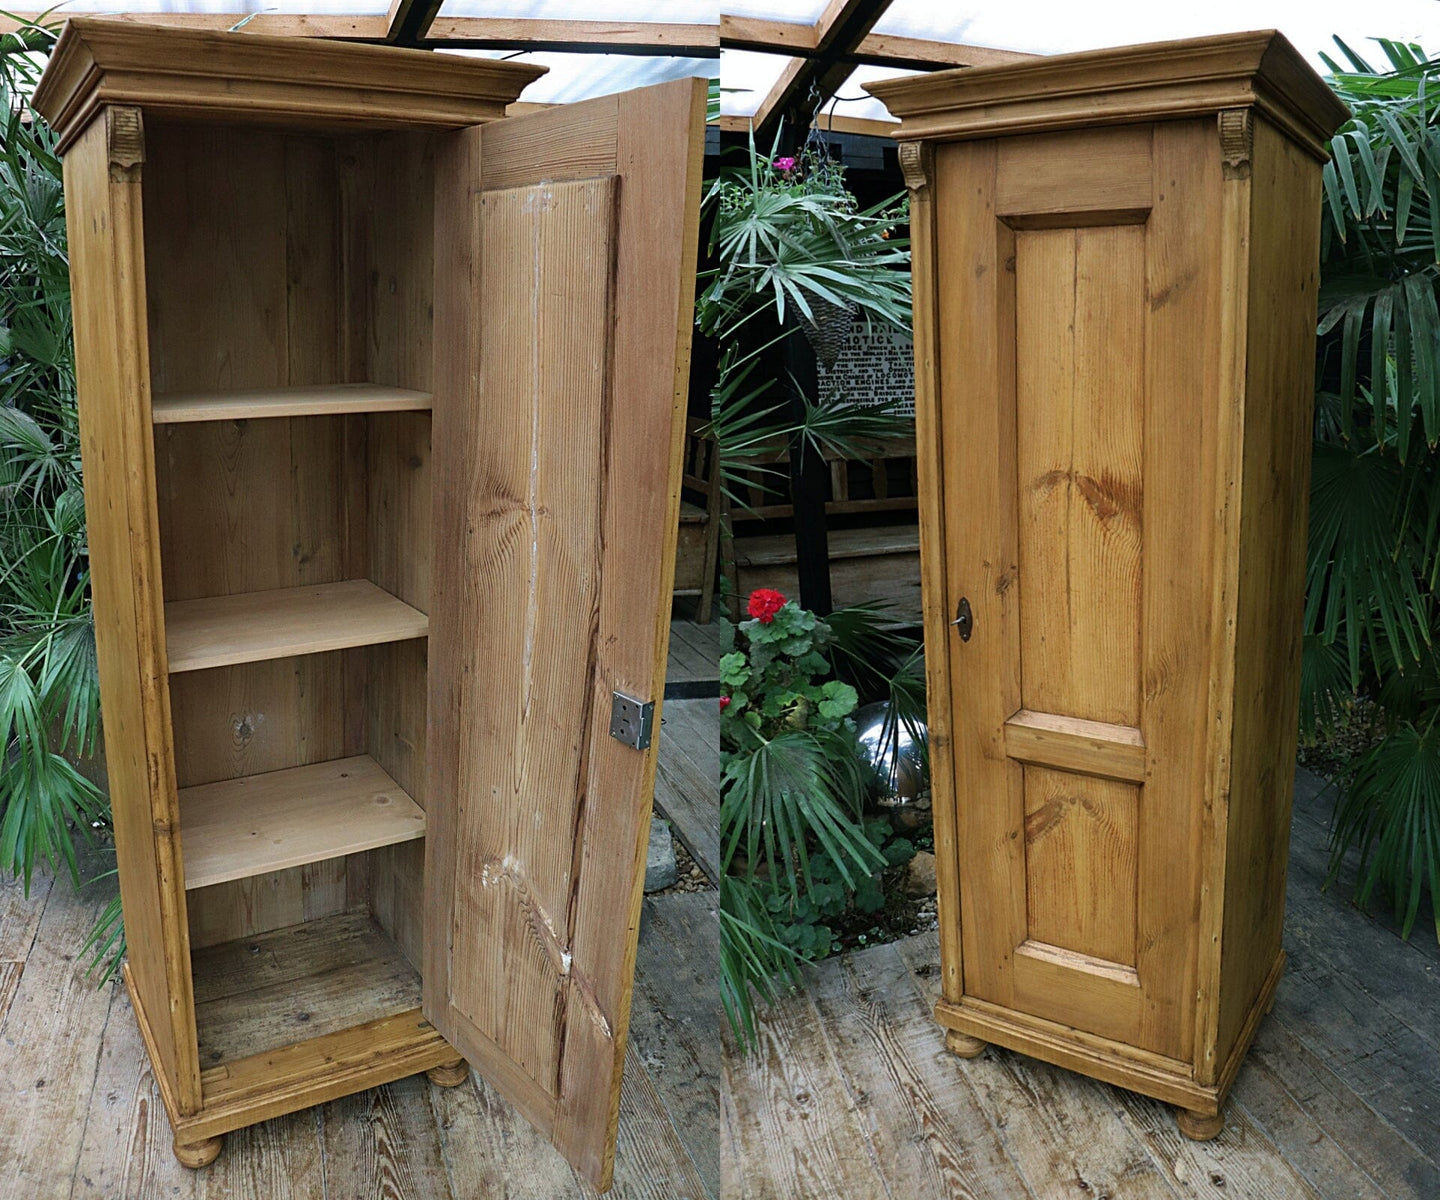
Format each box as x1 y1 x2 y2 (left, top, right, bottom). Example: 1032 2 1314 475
657 834 715 894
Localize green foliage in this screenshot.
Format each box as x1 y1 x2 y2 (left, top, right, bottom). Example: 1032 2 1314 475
718 594 890 1043
0 21 121 976
697 128 910 341
696 128 914 528
1329 719 1440 939
1308 39 1440 938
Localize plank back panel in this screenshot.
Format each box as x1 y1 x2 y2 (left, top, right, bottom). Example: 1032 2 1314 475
173 647 367 946
143 124 339 396
426 78 706 1192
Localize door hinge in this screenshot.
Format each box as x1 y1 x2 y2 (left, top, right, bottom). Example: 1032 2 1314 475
609 692 655 751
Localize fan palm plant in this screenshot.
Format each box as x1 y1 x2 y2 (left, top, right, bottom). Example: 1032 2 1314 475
1309 37 1440 939
0 18 123 975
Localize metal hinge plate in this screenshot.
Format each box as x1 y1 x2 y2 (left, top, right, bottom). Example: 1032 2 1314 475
609 692 655 751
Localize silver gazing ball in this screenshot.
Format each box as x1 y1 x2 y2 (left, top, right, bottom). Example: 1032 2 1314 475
854 701 930 829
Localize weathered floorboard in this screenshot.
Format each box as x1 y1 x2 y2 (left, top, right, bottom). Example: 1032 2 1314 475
1 862 712 1196
724 763 1440 1198
810 942 1034 1199
631 893 721 1197
654 697 720 883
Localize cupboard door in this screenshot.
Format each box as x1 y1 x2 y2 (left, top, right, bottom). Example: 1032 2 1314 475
424 78 706 1191
936 123 1220 1062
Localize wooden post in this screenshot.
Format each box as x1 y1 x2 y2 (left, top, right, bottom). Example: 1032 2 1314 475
784 311 833 616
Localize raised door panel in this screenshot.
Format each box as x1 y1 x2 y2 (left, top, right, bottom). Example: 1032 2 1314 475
938 122 1220 1062
425 79 706 1192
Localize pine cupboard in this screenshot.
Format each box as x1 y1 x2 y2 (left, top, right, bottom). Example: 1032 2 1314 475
34 21 706 1189
868 33 1347 1137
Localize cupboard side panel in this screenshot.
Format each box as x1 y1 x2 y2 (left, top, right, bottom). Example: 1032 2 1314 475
1216 118 1322 1065
63 115 202 1112
903 143 965 1004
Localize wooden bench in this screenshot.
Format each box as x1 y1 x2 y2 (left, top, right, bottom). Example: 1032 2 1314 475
729 434 921 623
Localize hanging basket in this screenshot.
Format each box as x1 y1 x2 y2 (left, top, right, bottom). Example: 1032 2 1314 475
801 296 855 370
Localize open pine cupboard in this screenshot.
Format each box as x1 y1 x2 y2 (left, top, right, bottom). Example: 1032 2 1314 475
34 21 705 1190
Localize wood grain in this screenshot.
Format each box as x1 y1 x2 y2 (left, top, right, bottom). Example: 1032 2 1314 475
152 383 431 424
894 37 1343 1123
61 110 202 1115
425 78 705 1193
1213 116 1324 1073
191 912 421 1068
440 173 617 1098
1021 766 1139 968
32 17 543 152
1014 220 1144 728
866 30 1349 158
178 755 425 890
1002 710 1145 782
651 699 720 884
165 580 428 674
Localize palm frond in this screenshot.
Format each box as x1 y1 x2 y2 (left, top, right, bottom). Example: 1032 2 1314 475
1329 718 1440 939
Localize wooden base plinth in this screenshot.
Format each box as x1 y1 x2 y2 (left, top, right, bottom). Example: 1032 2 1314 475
174 1134 223 1168
945 1030 987 1059
426 1057 470 1088
1176 1107 1224 1141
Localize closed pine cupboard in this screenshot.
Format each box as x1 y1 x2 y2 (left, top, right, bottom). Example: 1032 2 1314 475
868 33 1347 1136
35 20 705 1190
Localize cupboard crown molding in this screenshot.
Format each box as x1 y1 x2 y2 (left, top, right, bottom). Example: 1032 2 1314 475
33 16 546 153
864 29 1349 161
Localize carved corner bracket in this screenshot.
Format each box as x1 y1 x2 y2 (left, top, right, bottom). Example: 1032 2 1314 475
898 140 933 198
1218 108 1253 181
106 106 145 181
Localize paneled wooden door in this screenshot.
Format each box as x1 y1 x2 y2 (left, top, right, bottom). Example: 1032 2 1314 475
423 78 707 1191
936 122 1222 1064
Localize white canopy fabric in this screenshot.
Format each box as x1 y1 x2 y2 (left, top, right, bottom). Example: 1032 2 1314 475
20 0 1440 119
722 0 1440 122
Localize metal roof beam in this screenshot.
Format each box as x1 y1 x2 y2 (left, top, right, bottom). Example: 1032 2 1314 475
749 0 892 140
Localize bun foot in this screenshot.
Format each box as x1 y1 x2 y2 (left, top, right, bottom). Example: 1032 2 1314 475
174 1134 222 1169
1177 1107 1224 1141
945 1030 987 1059
426 1057 470 1088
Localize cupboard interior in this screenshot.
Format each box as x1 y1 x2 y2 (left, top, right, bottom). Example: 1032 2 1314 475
143 120 439 1072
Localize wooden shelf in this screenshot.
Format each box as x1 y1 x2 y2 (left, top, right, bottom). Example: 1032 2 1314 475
179 755 425 891
165 579 428 673
152 383 432 424
191 911 422 1066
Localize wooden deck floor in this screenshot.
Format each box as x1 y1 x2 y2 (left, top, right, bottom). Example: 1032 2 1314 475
655 697 720 884
0 870 717 1200
723 768 1440 1199
667 618 723 698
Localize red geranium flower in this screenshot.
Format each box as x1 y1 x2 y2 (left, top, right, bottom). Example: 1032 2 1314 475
719 695 731 711
747 588 787 624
